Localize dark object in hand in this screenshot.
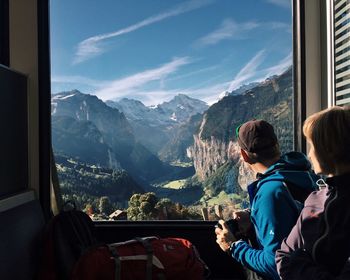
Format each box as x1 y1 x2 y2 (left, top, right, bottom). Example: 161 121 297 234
215 219 239 234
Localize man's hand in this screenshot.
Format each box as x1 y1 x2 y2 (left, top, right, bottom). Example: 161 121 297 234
215 219 237 252
233 209 252 237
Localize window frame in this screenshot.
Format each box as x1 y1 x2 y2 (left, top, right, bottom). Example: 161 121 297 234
38 0 52 220
46 0 304 222
333 0 350 106
293 0 306 153
322 0 336 107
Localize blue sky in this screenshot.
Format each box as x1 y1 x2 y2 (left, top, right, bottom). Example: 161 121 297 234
50 0 292 106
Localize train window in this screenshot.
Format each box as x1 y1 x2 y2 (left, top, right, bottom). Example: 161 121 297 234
334 0 350 105
50 0 294 221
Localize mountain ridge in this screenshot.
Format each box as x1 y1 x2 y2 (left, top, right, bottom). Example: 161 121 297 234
51 90 175 184
106 93 208 159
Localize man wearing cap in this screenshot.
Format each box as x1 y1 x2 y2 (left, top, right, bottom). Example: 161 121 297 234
215 119 318 280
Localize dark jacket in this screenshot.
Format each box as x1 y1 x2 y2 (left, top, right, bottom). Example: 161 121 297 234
276 172 350 279
230 152 318 280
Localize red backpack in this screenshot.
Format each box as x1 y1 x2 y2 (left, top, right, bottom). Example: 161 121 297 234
72 236 210 280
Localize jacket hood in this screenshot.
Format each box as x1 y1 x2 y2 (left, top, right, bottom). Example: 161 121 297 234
272 151 311 171
258 152 318 191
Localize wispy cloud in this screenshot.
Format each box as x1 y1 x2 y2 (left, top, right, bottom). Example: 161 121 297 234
73 0 213 64
52 51 292 106
195 19 290 48
266 0 290 9
94 57 191 101
226 51 292 93
180 51 291 105
227 50 266 92
195 19 259 47
53 50 292 106
167 64 219 82
51 75 108 88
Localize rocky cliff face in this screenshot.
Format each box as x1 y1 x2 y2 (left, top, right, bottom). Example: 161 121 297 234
189 134 230 181
189 131 247 180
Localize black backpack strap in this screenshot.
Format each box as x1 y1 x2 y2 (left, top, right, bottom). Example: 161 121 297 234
107 244 121 280
134 237 153 280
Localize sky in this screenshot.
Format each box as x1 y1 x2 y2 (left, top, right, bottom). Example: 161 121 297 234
50 0 292 106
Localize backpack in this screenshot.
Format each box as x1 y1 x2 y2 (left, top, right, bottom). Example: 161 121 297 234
39 203 97 280
72 236 210 280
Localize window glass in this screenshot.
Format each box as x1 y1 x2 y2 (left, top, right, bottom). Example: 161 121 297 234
50 0 294 221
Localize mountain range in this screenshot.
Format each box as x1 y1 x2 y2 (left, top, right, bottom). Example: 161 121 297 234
106 94 208 125
106 94 208 157
52 90 170 185
51 67 293 206
51 91 206 187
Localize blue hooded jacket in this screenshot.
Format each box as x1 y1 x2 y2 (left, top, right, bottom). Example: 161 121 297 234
230 152 318 280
